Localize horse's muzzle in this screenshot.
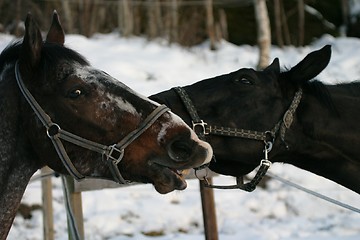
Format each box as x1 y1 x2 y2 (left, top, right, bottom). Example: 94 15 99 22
166 132 213 168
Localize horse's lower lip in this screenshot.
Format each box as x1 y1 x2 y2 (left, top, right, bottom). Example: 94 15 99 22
150 162 188 193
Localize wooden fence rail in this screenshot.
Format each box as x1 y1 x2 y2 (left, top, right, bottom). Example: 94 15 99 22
41 168 219 240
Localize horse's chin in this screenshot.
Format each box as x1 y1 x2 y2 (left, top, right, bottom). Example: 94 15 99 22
149 163 189 194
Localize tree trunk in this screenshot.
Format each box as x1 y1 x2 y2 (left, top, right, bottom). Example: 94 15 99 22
280 0 291 45
205 0 217 50
273 0 284 47
119 0 134 37
147 0 161 39
341 0 349 36
15 0 21 36
169 0 179 43
62 0 73 33
297 0 305 46
254 0 271 69
219 8 228 40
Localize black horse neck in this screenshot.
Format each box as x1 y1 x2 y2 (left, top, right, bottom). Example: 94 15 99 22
0 76 39 239
281 83 360 193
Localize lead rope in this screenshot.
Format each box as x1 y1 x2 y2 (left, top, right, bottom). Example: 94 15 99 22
267 172 360 214
200 142 272 191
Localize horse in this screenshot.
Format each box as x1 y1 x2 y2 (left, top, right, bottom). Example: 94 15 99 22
150 45 360 194
0 12 212 239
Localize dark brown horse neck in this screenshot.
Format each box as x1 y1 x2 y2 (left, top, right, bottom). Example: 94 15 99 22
276 83 360 193
0 77 39 239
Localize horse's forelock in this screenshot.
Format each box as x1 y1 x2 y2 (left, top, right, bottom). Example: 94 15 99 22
0 41 88 75
42 43 89 67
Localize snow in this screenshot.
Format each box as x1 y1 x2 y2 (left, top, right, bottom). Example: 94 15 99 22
2 32 360 239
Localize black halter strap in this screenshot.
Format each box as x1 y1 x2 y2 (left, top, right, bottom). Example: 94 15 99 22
15 61 170 184
172 86 303 192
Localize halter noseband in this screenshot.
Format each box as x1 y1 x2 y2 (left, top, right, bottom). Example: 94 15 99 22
173 86 303 192
15 61 170 184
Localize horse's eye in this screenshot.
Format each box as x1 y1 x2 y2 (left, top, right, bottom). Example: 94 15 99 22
235 77 253 85
68 89 82 99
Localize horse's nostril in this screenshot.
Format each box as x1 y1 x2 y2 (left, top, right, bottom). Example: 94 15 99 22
167 139 194 162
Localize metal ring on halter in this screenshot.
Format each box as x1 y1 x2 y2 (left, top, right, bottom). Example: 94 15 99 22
47 123 61 138
264 141 273 153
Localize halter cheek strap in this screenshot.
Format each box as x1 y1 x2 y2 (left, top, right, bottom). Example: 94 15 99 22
15 61 169 184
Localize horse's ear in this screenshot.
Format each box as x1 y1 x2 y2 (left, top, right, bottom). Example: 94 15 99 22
46 10 65 45
20 13 43 71
264 58 280 74
288 45 331 85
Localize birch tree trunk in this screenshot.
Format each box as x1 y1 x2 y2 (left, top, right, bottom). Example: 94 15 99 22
254 0 271 69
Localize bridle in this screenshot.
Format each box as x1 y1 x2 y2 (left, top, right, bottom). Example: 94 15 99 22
15 61 170 184
173 86 303 192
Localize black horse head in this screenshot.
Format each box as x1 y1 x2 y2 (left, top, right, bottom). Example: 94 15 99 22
151 45 360 194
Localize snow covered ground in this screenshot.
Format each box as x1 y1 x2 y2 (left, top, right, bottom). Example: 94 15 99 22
2 32 360 239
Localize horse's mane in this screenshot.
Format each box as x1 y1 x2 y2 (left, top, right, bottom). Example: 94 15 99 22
0 40 21 69
0 40 89 70
280 67 339 116
303 80 339 116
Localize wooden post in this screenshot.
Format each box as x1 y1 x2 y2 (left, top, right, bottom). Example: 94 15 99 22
41 167 54 240
64 176 85 240
43 171 218 240
199 179 218 240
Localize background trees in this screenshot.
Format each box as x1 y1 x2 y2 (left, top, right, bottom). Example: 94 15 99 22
0 0 357 48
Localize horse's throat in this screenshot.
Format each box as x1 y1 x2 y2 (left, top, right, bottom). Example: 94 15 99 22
286 133 360 194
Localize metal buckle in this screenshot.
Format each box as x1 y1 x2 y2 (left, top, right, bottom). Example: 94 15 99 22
192 120 208 135
260 159 272 167
107 145 124 165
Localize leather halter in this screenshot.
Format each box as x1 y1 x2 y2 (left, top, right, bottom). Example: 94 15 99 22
173 86 303 192
15 61 170 184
